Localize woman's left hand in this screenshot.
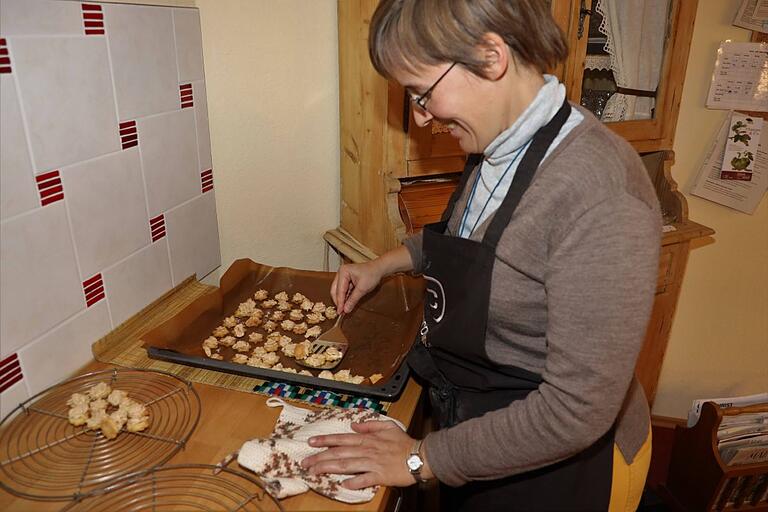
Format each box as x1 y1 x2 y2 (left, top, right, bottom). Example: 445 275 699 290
300 420 423 489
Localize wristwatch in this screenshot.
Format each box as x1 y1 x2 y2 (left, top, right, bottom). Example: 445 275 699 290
406 439 428 483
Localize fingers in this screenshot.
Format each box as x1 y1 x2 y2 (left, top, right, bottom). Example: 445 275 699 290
308 432 363 448
307 457 372 477
341 473 379 490
343 285 367 314
302 445 370 469
350 420 399 434
330 273 339 307
333 270 351 312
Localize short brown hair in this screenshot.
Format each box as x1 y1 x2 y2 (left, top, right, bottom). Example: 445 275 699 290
369 0 567 79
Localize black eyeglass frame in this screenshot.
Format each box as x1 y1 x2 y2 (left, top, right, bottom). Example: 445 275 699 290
410 62 458 111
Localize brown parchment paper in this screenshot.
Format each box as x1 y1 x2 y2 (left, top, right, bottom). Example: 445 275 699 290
142 259 424 392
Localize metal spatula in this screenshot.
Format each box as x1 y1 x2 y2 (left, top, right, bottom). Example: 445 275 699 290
296 312 348 371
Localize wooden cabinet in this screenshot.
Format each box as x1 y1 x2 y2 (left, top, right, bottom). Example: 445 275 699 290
327 0 714 405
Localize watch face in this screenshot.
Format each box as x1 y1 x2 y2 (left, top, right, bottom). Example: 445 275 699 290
406 454 423 472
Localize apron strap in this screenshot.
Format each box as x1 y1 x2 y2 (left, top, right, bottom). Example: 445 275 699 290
440 153 483 222
482 99 572 247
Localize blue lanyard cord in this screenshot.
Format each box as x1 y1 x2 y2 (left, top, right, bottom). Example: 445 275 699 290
459 140 531 239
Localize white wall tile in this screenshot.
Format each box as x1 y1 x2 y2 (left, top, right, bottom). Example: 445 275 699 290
138 108 200 216
0 74 38 221
61 149 150 279
0 0 82 36
166 192 220 284
0 379 29 420
192 79 212 172
0 203 84 357
18 302 111 396
103 238 173 327
105 3 180 120
173 8 204 83
10 36 120 171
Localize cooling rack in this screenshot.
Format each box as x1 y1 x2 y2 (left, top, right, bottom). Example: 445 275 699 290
0 368 201 501
59 464 284 512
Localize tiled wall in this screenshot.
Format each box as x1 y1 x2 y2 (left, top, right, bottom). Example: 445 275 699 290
0 0 221 416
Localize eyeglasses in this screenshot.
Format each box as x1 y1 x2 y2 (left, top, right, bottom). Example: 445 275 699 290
408 62 457 112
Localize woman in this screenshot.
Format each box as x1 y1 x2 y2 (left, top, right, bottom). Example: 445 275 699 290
301 1 660 510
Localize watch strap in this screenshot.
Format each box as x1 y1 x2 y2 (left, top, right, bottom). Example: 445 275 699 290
409 439 428 483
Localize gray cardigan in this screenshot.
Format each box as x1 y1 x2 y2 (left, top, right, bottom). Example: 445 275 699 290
404 107 660 487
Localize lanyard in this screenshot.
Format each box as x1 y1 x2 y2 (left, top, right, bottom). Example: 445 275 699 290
459 141 531 239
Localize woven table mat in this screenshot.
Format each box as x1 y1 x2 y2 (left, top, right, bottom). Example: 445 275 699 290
92 277 391 412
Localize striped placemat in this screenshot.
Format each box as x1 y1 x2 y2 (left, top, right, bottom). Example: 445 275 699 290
91 277 391 413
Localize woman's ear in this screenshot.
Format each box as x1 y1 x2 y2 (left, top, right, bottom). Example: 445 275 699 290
478 32 510 81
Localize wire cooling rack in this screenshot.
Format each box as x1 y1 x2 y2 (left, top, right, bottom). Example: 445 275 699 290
0 368 201 501
60 464 284 512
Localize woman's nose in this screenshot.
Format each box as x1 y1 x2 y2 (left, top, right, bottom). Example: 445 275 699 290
412 107 434 127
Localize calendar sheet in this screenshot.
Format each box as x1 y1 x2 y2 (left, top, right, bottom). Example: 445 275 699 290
706 42 768 112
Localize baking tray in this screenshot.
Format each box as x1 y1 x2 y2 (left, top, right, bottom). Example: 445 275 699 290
144 259 424 400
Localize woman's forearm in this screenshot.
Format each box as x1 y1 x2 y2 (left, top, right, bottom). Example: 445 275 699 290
371 245 415 277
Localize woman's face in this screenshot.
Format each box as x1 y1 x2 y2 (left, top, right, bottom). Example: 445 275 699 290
392 63 504 154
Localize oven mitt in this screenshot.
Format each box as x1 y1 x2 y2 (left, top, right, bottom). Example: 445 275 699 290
237 397 405 504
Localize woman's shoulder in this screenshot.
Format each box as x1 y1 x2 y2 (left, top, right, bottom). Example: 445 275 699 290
532 105 659 214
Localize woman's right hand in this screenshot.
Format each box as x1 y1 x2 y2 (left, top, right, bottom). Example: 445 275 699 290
331 260 385 314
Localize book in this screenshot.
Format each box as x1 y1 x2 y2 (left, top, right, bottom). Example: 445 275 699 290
719 433 768 451
722 445 768 466
718 423 768 442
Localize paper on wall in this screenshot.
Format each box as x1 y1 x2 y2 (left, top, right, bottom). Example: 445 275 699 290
690 113 768 214
721 111 763 181
734 0 768 33
706 42 768 112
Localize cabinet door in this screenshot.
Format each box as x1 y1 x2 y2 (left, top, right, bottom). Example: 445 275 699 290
401 0 571 177
563 0 697 152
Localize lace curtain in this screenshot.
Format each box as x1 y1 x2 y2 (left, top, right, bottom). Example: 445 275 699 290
596 0 671 122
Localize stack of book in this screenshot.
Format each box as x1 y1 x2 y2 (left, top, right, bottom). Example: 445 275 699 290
688 392 768 466
718 411 768 466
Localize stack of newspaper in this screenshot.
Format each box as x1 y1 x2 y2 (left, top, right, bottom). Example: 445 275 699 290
688 392 768 466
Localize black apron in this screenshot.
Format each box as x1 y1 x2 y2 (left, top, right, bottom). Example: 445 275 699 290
408 100 615 512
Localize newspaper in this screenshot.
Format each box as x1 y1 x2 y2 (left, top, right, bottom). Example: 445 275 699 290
687 392 768 427
690 113 768 213
734 0 768 33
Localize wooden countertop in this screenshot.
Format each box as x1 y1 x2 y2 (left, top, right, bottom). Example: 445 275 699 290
0 360 423 511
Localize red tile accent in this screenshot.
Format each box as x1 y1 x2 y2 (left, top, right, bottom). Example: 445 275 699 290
40 184 64 199
82 274 105 307
0 370 23 394
0 37 10 74
36 170 64 206
120 120 138 150
36 170 60 183
83 273 102 288
81 4 104 36
0 353 19 374
150 214 166 242
0 354 23 394
201 169 213 193
180 84 194 109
